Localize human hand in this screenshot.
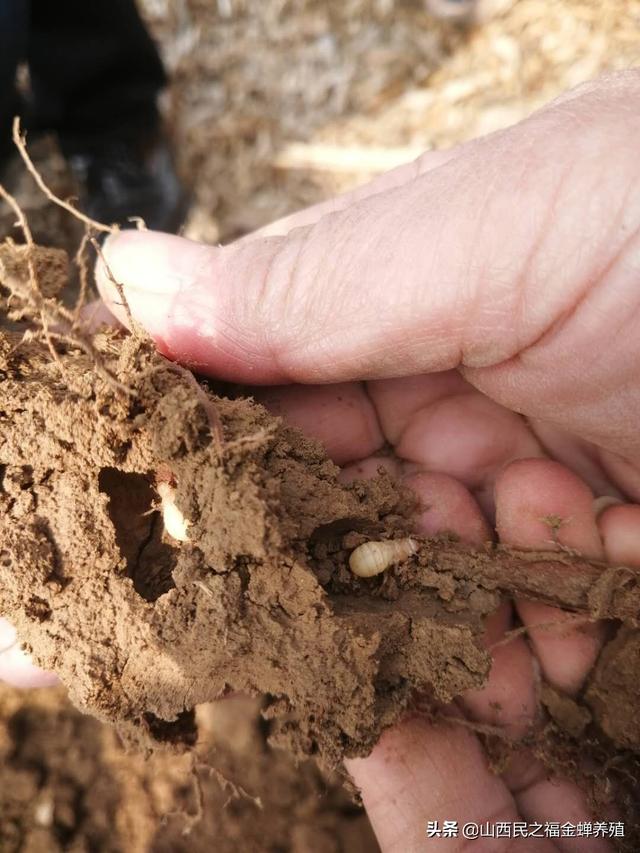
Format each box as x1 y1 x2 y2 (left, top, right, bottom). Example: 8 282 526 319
91 70 640 850
98 71 640 479
0 617 58 687
90 70 640 851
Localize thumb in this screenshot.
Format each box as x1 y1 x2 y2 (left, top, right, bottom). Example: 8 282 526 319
96 73 640 450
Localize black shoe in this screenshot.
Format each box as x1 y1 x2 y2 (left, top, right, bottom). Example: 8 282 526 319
0 138 12 180
64 129 190 233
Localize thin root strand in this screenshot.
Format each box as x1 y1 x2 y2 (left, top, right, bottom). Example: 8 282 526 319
12 117 117 236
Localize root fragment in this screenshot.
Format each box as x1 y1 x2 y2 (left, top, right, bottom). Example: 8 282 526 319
12 117 116 235
0 178 131 397
353 537 640 624
73 229 93 321
91 237 137 332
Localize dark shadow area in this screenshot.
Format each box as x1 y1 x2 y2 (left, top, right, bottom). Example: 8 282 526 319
142 709 197 747
98 467 176 602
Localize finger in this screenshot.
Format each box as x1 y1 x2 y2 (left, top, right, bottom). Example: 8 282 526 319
459 602 539 740
243 147 461 239
404 471 491 544
0 618 58 688
253 382 384 466
495 459 607 695
597 503 640 567
346 716 554 853
395 392 544 516
366 372 473 445
97 71 640 464
369 376 545 521
496 459 603 556
404 472 536 739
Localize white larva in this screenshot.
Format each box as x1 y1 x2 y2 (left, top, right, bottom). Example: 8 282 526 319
348 538 418 578
157 482 190 542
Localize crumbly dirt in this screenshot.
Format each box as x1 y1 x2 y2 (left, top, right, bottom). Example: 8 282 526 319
0 686 378 853
0 322 496 765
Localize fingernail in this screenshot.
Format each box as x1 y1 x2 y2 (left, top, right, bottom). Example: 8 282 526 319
99 230 195 297
95 230 220 346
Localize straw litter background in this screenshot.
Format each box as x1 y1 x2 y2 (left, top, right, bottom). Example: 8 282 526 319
143 0 640 242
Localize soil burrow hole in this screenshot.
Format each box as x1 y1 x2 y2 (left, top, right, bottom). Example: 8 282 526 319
98 468 177 602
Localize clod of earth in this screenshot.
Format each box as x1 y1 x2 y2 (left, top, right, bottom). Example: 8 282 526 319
1 240 640 848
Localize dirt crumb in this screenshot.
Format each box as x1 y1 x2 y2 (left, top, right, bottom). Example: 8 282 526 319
0 243 69 311
586 626 640 750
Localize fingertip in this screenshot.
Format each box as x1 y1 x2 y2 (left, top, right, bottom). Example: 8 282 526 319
495 458 603 559
461 613 538 738
396 394 543 494
94 231 298 382
0 619 59 688
346 715 516 853
404 471 492 545
515 601 606 696
254 383 384 466
95 230 219 345
98 229 206 293
598 503 640 567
